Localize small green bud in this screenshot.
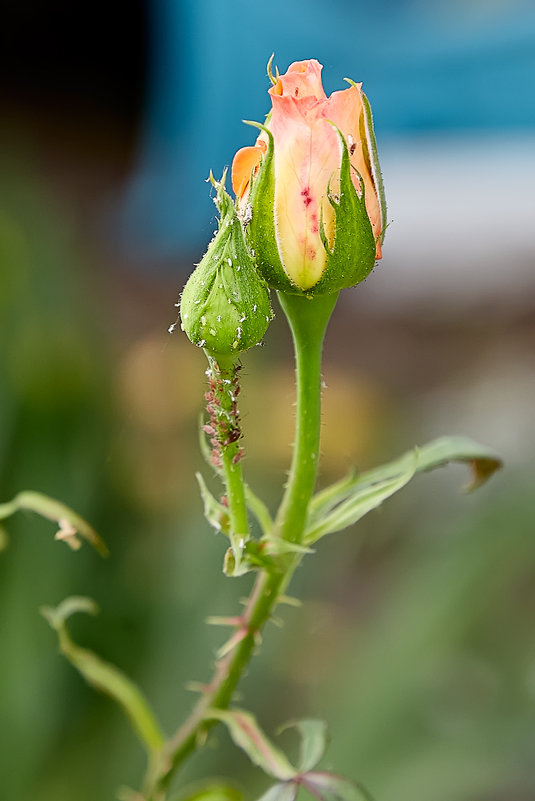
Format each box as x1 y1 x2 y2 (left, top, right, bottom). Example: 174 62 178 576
180 173 273 359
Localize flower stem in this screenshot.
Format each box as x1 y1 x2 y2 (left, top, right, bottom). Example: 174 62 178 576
275 291 339 542
141 291 337 799
204 355 249 568
143 570 285 799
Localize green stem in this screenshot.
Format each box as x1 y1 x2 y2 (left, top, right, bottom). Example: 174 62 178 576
205 354 250 570
144 569 284 799
0 499 18 519
222 446 249 569
142 291 338 799
275 291 339 542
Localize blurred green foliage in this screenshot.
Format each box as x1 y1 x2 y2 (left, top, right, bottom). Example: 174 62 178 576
1 149 534 801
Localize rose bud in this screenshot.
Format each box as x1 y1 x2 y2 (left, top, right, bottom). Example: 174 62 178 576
231 59 386 295
180 172 273 360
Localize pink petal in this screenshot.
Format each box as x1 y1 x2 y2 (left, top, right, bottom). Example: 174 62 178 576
269 91 340 288
271 59 327 103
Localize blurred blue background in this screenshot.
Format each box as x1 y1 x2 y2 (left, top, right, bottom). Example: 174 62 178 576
120 0 535 254
1 2 534 801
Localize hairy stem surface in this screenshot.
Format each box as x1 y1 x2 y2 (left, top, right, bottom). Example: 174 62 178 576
274 291 338 542
142 292 338 799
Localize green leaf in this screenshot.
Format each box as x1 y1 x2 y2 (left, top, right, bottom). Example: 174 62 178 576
305 436 502 543
41 597 164 755
262 538 314 557
41 595 98 625
196 472 230 535
308 471 358 522
279 719 328 772
0 490 108 556
256 784 297 801
168 780 244 801
302 772 376 801
304 461 416 545
244 484 273 537
206 708 296 780
355 436 502 492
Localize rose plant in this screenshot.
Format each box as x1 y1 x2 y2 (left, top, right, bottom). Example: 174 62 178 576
0 58 502 801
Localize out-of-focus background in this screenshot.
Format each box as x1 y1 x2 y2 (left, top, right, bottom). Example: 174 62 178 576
1 2 534 800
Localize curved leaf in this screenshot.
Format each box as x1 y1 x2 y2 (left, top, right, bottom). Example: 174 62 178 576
0 490 108 556
357 436 502 492
196 472 230 535
305 460 416 544
206 708 296 780
168 780 244 801
305 436 502 543
244 484 274 537
256 784 297 801
279 719 328 773
302 772 376 801
41 597 164 754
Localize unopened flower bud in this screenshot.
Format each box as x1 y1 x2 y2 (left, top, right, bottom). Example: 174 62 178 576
231 59 386 296
180 173 273 359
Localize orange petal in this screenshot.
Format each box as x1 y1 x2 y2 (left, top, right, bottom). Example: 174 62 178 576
322 84 383 255
231 145 264 199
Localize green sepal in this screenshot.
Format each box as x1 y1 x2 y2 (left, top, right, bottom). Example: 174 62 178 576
224 535 314 577
346 80 387 245
266 54 279 86
243 122 297 294
243 120 377 297
312 125 376 294
180 172 273 357
224 540 277 576
241 540 274 570
223 546 254 577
